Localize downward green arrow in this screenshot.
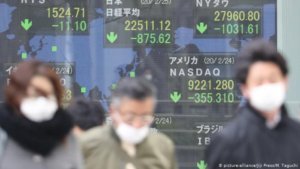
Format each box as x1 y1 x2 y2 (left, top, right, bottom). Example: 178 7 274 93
170 91 181 103
21 19 32 31
196 22 208 34
197 160 207 169
107 32 118 43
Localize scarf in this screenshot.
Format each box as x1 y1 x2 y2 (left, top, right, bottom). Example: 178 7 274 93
0 104 73 156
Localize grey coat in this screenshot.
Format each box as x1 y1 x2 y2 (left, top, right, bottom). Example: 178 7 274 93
0 128 83 169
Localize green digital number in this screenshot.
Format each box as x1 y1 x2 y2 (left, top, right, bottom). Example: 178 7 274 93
56 20 87 32
215 93 235 103
194 93 213 104
221 23 259 35
135 33 171 44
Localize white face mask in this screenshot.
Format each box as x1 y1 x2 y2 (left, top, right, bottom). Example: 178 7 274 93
249 82 286 113
20 96 58 122
116 123 149 144
115 122 149 144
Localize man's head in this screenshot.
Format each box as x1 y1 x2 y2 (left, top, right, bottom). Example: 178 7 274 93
67 97 106 136
236 39 288 114
110 78 157 144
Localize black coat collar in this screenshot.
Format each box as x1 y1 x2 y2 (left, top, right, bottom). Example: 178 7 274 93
241 102 288 129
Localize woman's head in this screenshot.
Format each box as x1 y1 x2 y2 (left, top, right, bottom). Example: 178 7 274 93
5 60 63 110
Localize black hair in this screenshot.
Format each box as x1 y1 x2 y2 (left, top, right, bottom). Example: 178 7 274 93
235 39 288 84
67 97 106 130
111 77 156 103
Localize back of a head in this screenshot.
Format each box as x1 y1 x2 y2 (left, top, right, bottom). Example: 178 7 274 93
235 39 288 84
111 78 157 106
67 97 106 130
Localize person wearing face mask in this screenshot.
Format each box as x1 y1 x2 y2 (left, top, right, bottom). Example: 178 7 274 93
205 40 300 169
80 78 178 169
0 60 83 169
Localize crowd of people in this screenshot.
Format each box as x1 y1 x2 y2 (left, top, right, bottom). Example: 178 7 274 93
0 40 299 169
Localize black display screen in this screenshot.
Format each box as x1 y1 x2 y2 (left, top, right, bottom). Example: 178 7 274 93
0 0 277 168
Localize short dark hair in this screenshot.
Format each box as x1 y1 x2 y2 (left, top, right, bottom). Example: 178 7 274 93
235 39 288 84
5 60 63 109
111 78 156 106
67 97 106 130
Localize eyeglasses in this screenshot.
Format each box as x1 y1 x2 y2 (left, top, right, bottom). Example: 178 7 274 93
119 112 154 125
